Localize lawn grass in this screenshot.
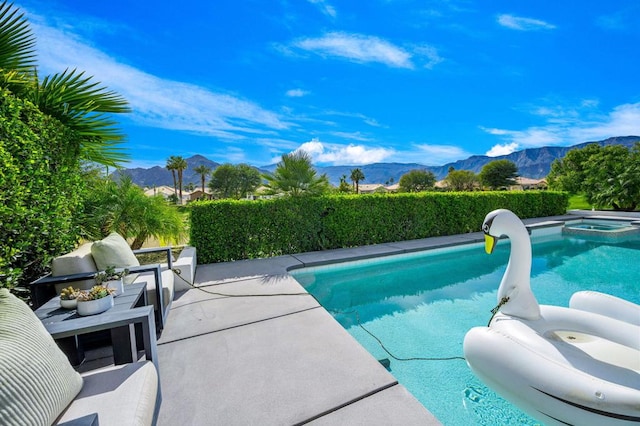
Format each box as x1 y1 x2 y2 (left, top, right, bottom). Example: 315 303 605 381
568 194 591 210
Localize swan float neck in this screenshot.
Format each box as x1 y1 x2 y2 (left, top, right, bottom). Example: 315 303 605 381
483 209 540 320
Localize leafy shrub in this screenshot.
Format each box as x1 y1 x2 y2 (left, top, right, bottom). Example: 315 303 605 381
0 89 84 289
191 191 568 263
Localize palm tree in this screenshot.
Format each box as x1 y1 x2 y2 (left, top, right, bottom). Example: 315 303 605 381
174 156 187 203
194 164 211 195
0 2 131 167
166 156 178 202
350 168 365 194
263 151 330 196
81 176 186 249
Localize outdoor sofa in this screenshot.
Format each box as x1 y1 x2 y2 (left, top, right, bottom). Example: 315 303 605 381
30 232 175 330
0 288 161 425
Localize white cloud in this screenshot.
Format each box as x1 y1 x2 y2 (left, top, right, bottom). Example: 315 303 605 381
289 32 441 69
569 102 640 141
294 138 393 165
483 102 640 154
329 131 372 142
414 144 470 164
482 127 563 153
486 143 519 157
413 44 444 69
497 14 556 31
286 88 309 97
307 0 337 18
30 17 290 140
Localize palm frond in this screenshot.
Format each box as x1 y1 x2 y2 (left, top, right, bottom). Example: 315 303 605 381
32 68 131 166
0 1 36 74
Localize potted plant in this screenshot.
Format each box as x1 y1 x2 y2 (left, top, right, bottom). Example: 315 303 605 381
76 285 116 316
59 286 80 309
94 266 129 297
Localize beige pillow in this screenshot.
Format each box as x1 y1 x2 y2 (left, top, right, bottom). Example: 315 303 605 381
91 233 140 284
0 288 83 425
51 242 98 292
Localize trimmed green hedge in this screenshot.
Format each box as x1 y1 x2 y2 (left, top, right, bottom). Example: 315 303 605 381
1 89 84 289
190 191 568 263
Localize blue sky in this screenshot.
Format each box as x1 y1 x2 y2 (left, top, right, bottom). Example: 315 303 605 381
18 0 640 169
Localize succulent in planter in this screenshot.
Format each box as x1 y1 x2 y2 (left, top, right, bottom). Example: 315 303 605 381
76 285 116 316
60 286 80 300
76 285 116 301
94 266 129 285
59 286 81 309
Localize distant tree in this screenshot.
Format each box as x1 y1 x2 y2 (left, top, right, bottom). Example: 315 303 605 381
194 164 211 194
350 168 365 193
209 163 260 199
547 144 602 193
337 174 352 193
263 151 330 196
444 169 478 191
174 156 188 203
236 164 262 199
479 160 518 190
185 182 195 192
209 164 237 199
166 156 179 201
398 169 436 192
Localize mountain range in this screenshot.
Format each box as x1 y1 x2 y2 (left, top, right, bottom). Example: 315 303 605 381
115 136 640 188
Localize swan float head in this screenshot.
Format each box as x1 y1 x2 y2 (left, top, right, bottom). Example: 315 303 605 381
483 209 541 320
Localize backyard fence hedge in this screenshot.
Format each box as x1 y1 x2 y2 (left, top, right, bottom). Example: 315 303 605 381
190 191 569 263
1 89 85 289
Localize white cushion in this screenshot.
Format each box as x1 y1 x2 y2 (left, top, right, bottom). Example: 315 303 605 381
135 268 174 310
0 289 83 425
51 242 98 292
56 362 158 426
91 233 140 284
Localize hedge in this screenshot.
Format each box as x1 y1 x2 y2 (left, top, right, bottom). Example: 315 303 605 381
0 89 84 289
190 191 569 263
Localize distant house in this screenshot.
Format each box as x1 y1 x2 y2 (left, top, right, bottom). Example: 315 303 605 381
144 185 192 204
358 184 386 194
144 185 176 199
511 177 547 191
385 183 400 192
435 180 448 189
188 189 212 202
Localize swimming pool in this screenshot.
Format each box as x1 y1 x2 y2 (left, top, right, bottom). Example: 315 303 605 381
291 234 640 425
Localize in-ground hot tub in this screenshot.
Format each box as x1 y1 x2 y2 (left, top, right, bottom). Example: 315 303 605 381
563 218 640 240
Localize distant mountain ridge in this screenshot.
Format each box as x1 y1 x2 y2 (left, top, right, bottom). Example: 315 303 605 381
115 136 640 187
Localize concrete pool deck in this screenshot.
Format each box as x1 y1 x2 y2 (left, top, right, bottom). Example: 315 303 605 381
154 212 629 425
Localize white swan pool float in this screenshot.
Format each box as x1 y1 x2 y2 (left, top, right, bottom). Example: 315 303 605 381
463 209 640 426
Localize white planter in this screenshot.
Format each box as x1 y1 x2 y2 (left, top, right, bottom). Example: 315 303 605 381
104 278 124 297
77 294 114 316
60 298 77 309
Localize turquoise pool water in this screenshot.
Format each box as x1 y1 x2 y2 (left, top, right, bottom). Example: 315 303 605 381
291 234 640 426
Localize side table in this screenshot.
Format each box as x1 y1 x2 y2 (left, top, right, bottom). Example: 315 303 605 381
36 281 149 366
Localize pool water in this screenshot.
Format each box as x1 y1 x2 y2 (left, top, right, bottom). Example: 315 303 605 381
291 235 640 426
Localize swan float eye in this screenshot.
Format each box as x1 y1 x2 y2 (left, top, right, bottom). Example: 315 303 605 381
482 223 490 234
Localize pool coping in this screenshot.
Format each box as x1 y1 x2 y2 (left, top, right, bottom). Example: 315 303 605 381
155 210 639 425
